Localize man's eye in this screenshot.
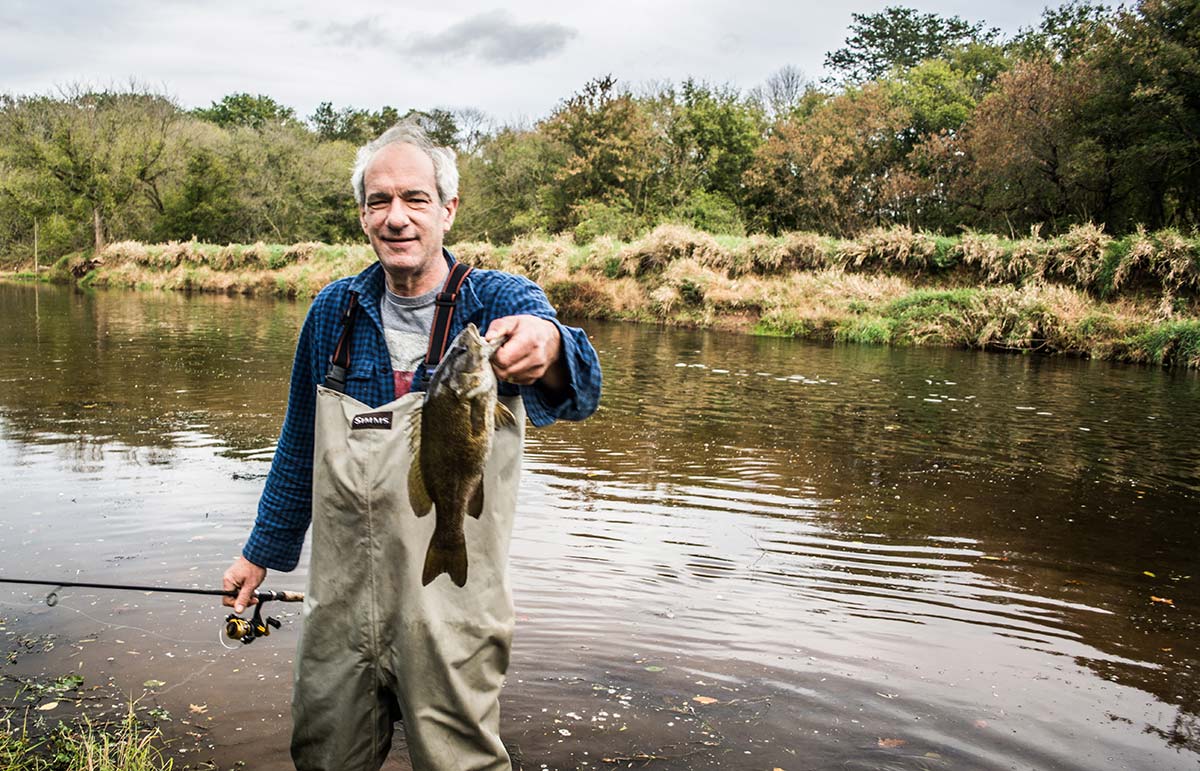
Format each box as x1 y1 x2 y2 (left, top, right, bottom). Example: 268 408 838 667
368 200 388 209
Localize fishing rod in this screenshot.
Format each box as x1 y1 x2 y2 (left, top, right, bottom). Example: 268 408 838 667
0 576 304 646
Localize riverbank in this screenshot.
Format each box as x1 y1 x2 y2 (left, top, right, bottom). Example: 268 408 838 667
8 223 1200 368
1 685 172 770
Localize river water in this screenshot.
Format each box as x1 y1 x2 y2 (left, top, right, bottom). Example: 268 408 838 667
0 281 1197 770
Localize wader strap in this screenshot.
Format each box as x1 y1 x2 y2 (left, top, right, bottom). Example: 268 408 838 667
323 293 359 393
424 262 473 369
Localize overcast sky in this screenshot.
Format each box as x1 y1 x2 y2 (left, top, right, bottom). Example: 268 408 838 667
2 0 1067 125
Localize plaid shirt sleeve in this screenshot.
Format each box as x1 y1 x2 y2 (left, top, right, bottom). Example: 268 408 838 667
470 270 602 427
241 283 343 571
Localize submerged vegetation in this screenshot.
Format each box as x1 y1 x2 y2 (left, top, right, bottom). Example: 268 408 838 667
29 222 1200 369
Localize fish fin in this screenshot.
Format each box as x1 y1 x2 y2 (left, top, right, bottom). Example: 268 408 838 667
408 452 433 518
470 399 487 434
468 481 484 519
423 541 468 587
495 401 516 428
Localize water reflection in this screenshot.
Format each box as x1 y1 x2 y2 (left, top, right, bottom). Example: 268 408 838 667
1 281 1198 768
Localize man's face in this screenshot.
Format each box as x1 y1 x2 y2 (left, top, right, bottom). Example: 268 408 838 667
359 142 458 290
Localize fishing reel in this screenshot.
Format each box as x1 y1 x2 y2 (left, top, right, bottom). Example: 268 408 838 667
225 601 281 645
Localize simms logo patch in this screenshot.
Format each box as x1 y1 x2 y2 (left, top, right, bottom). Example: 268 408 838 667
351 412 393 430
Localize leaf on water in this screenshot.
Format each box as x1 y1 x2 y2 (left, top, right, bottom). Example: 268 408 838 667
56 674 84 690
1150 596 1174 606
1143 571 1156 577
189 704 208 714
143 679 166 688
692 696 718 705
644 666 664 672
37 701 58 711
878 737 907 749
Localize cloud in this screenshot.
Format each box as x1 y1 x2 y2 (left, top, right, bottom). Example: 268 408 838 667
409 10 577 65
312 16 391 48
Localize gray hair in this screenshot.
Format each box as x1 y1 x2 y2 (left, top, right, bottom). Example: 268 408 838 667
350 120 459 206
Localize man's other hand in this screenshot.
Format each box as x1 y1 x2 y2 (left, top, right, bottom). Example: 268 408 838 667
222 556 267 614
485 315 566 392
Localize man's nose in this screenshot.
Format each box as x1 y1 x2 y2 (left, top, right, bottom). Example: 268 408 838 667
385 200 410 229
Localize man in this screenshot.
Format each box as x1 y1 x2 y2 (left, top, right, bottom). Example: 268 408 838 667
222 121 602 771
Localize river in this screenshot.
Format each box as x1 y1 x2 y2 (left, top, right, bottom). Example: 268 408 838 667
0 281 1198 770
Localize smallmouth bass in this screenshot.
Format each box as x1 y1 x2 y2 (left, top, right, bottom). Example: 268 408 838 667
408 323 515 587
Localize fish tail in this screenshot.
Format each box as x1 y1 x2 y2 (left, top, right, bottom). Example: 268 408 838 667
422 538 468 587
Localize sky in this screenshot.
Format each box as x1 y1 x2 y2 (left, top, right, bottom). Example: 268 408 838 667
1 0 1067 125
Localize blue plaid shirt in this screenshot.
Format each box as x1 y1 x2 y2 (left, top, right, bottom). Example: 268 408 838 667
243 252 603 571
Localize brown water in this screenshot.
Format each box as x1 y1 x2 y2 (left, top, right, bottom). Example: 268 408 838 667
1 281 1198 771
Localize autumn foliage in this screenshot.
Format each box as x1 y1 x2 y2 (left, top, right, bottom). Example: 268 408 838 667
1 1 1197 267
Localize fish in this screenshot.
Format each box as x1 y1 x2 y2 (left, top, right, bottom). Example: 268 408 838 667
408 323 516 587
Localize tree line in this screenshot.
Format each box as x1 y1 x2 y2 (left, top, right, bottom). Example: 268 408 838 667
1 0 1196 266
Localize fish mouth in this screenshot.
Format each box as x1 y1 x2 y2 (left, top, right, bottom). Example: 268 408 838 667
462 324 506 360
482 334 509 361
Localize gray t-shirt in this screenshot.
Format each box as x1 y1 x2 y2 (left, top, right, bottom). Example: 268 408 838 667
381 286 437 397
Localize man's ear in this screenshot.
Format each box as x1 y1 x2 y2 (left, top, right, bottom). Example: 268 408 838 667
359 207 369 235
442 197 460 232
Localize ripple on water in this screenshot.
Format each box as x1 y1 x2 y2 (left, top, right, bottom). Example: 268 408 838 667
2 288 1199 768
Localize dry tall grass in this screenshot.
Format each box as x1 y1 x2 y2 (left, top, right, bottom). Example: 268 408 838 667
38 222 1200 367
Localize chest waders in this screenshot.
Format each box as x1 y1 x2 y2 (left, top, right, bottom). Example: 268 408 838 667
292 264 525 771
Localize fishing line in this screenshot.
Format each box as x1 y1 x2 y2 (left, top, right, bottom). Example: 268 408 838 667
217 627 238 650
51 600 219 647
2 596 263 700
0 593 231 647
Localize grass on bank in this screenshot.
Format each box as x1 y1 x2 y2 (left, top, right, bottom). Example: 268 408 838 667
18 222 1200 368
0 704 172 771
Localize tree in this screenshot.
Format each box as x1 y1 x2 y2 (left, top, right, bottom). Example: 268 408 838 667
309 104 457 147
826 6 999 84
0 86 179 251
667 80 764 205
539 76 657 231
886 58 985 145
750 65 813 122
193 93 297 129
744 84 912 234
1011 1 1118 62
1080 0 1200 229
157 145 242 243
454 107 492 155
453 127 563 242
310 102 374 143
957 59 1106 231
0 157 70 263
